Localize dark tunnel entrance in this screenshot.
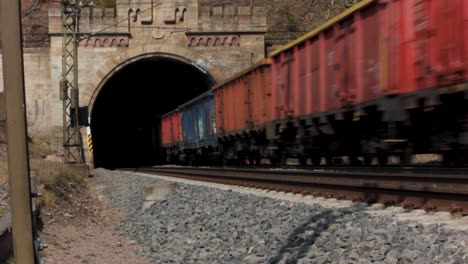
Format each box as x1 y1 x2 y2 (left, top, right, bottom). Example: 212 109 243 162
91 56 214 169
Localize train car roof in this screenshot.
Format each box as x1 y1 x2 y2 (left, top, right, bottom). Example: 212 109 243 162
178 90 214 109
211 58 272 91
269 0 374 57
161 108 180 118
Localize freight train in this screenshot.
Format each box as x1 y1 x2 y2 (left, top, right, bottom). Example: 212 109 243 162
161 0 468 166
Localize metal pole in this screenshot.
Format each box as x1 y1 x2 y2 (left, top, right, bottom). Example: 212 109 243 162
61 0 84 164
0 0 36 262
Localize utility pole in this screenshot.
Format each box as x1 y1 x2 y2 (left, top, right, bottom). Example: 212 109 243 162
61 0 85 164
1 0 36 262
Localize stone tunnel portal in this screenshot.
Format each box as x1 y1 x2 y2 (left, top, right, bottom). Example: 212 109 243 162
91 56 214 169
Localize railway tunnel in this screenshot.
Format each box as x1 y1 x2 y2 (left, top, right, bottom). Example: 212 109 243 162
91 56 214 169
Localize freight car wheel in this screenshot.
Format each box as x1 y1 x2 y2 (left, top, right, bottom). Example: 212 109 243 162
377 152 388 166
299 157 308 166
269 157 281 166
399 151 412 166
349 155 360 166
364 155 373 166
442 150 464 167
311 156 321 166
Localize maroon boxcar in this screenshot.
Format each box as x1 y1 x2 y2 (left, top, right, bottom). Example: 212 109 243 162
267 0 468 165
160 110 182 162
213 59 272 136
271 0 467 118
212 59 272 164
162 0 468 166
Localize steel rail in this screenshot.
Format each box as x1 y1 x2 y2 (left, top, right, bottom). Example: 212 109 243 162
132 166 468 215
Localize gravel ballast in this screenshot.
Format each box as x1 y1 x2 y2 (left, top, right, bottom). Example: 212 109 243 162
92 168 468 264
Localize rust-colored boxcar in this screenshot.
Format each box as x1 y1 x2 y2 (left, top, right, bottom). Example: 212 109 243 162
160 110 181 147
213 59 272 137
270 0 468 121
161 0 468 166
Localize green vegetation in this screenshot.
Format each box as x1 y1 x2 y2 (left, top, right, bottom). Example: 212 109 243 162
0 207 7 217
0 256 14 264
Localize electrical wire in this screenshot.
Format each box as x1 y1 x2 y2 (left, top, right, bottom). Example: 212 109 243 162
78 2 163 41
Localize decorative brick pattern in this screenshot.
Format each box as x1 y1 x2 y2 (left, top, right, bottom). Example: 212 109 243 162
79 36 129 48
187 35 240 47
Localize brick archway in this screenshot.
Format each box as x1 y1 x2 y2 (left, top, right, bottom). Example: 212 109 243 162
83 52 217 115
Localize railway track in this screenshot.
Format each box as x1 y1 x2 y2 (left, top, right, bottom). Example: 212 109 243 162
127 166 468 215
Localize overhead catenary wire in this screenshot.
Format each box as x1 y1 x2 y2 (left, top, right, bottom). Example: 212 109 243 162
78 2 163 41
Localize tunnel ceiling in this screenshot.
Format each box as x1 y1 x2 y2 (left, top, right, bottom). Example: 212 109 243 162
91 57 214 169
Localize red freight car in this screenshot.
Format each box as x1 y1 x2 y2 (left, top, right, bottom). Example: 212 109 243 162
161 0 468 166
212 59 272 164
266 0 468 166
160 110 182 163
271 0 467 120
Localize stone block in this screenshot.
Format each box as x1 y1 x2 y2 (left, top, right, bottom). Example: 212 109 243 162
200 6 210 17
142 183 176 209
212 7 223 17
238 6 251 16
48 8 61 17
92 8 103 17
104 8 115 17
224 6 235 17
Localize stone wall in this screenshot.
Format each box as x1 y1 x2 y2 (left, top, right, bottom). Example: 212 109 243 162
22 0 266 147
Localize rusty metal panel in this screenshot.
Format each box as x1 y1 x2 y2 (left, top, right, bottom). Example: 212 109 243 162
161 110 182 146
173 111 182 143
271 56 282 121
280 56 288 119
238 78 248 131
224 83 234 133
361 5 382 101
161 111 175 146
271 52 295 120
216 77 248 134
250 64 272 127
286 51 295 118
425 0 466 87
225 78 247 132
398 0 418 94
335 17 357 107
161 115 170 145
311 39 321 114
324 29 339 111
296 44 307 117
214 60 272 133
262 66 273 124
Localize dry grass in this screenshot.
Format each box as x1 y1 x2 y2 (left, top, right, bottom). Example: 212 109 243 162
28 136 55 159
32 159 87 207
25 135 88 208
0 256 14 264
0 161 7 186
0 207 7 217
